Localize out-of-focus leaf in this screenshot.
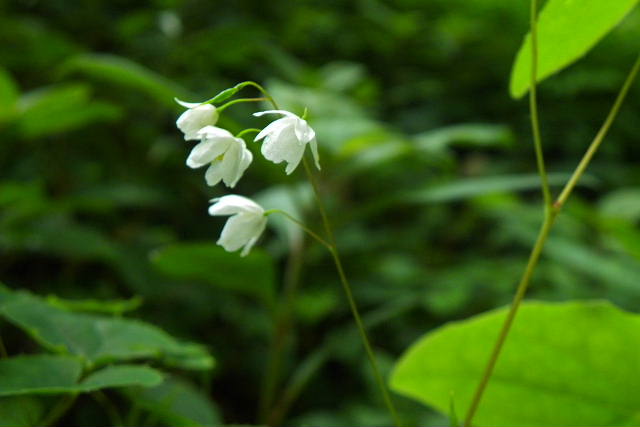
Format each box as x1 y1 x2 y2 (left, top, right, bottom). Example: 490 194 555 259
0 285 214 370
403 173 593 204
17 84 121 138
415 124 514 150
510 0 639 98
79 365 163 391
151 242 275 305
0 67 19 122
125 375 221 427
0 396 44 427
0 355 162 396
60 54 189 107
599 188 640 222
46 295 143 315
391 300 640 426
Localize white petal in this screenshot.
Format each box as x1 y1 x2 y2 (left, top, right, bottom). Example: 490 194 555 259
186 138 230 168
294 118 315 143
220 142 243 188
176 104 219 140
284 147 305 175
204 161 224 186
254 118 289 142
198 125 232 139
240 217 267 257
308 138 321 170
217 213 266 253
227 145 253 188
208 195 264 216
175 98 205 108
253 110 298 119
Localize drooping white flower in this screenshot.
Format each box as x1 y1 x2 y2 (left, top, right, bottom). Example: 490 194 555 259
176 99 219 140
209 195 267 257
186 126 253 188
253 110 320 175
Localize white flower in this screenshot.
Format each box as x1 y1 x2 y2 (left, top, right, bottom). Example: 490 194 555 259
186 126 253 188
209 195 267 257
176 99 219 140
253 110 320 175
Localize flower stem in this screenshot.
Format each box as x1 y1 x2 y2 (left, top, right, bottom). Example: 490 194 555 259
245 82 280 110
463 49 640 427
554 53 640 211
302 158 402 427
217 97 267 113
528 0 552 209
236 128 262 139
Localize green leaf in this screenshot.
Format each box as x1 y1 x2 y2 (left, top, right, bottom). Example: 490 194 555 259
151 242 275 304
0 355 162 396
391 300 640 426
17 84 121 138
0 67 19 122
45 295 143 315
402 173 594 204
0 355 82 396
79 365 163 391
60 54 189 107
0 285 214 370
0 396 44 427
125 376 221 427
510 0 639 98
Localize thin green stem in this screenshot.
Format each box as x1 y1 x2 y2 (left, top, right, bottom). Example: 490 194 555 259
464 51 640 427
258 223 306 424
217 97 267 113
236 128 262 139
554 53 640 210
463 210 557 426
245 81 280 110
265 209 332 249
302 158 402 427
528 0 552 208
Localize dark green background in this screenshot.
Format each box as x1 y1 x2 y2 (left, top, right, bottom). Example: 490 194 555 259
1 0 640 425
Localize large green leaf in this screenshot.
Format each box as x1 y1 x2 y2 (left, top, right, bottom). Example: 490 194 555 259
17 84 121 138
60 54 189 107
391 301 640 426
0 396 44 427
0 355 162 396
125 375 221 427
0 285 214 370
510 0 639 98
151 242 276 305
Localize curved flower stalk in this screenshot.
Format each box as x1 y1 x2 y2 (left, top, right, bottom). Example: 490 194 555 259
253 110 320 174
186 126 253 188
175 99 219 140
209 195 267 257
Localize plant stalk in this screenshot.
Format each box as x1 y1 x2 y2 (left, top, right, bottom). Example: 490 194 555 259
302 158 402 427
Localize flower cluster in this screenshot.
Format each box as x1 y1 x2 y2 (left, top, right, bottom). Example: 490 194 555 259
176 92 319 256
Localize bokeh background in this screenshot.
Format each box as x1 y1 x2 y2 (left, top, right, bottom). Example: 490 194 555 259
1 0 640 425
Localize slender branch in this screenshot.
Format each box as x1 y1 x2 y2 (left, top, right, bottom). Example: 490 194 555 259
217 97 267 113
258 222 306 424
528 0 552 208
464 51 640 427
554 53 640 210
245 82 280 110
463 210 557 426
302 158 402 427
236 128 262 139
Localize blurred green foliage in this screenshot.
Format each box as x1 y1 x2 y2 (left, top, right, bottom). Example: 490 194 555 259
1 0 640 425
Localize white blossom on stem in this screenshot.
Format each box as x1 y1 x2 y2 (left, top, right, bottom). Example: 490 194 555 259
209 195 267 257
186 126 253 188
176 99 219 140
253 110 320 174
